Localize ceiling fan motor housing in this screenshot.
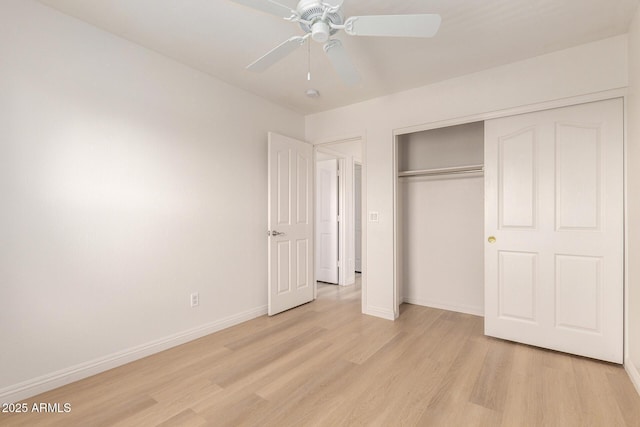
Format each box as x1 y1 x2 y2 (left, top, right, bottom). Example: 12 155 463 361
296 0 343 42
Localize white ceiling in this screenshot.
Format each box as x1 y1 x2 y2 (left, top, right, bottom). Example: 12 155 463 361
38 0 639 114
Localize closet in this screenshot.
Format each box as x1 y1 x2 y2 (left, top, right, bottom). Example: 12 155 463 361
396 98 624 363
397 121 485 316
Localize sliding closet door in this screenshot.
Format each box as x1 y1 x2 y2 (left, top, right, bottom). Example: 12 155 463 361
484 98 623 363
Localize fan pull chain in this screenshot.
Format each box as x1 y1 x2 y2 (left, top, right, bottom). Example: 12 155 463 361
307 39 311 81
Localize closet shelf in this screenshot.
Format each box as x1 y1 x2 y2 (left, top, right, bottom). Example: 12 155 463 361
398 164 484 178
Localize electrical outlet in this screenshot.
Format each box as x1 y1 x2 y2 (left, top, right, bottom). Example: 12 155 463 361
190 292 199 308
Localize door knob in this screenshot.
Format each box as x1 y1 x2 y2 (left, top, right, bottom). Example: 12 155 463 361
269 230 285 236
488 236 496 243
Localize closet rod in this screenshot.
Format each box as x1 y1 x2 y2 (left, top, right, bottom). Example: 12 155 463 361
398 164 484 178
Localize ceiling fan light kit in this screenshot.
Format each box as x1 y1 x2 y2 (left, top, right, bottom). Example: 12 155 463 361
311 21 331 42
231 0 441 86
305 88 320 98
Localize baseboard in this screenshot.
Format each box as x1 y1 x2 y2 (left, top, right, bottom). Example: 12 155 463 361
625 357 640 396
403 297 484 317
0 305 267 404
364 304 396 321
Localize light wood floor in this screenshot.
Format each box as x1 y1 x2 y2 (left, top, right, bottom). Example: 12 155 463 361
2 280 640 427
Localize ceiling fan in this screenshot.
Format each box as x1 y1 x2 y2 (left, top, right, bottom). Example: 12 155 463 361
230 0 441 85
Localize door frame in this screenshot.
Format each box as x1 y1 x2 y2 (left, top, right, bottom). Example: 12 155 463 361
392 88 628 330
313 136 366 310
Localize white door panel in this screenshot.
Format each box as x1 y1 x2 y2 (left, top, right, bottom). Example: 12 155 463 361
499 127 537 229
485 98 623 363
556 123 601 230
268 132 314 315
498 251 537 323
316 159 339 283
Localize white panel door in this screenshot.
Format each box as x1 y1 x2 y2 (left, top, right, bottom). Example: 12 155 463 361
268 132 314 315
485 98 623 363
316 159 339 284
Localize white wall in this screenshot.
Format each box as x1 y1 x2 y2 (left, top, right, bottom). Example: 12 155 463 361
0 0 304 401
400 175 484 314
627 4 640 392
306 35 628 320
322 140 362 162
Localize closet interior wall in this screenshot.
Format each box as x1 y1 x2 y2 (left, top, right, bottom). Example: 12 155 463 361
398 121 485 316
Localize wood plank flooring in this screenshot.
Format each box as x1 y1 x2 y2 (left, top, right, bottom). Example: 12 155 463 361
2 279 639 426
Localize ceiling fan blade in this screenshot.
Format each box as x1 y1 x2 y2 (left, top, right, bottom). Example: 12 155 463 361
228 0 295 19
247 36 306 72
323 39 360 86
344 14 441 38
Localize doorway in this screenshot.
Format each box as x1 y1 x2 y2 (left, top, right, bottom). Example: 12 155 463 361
314 138 364 292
